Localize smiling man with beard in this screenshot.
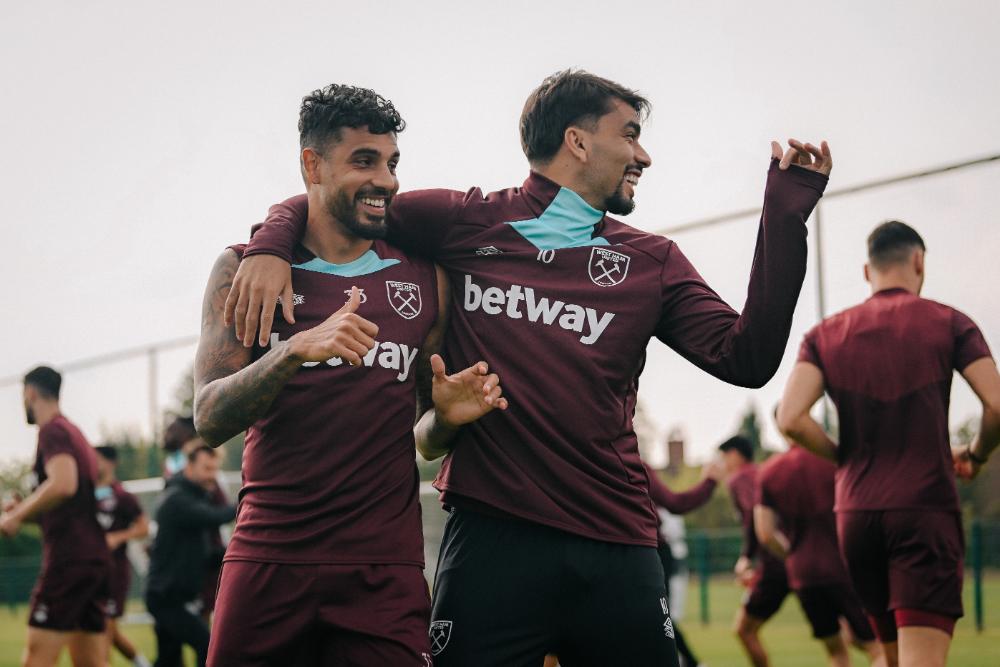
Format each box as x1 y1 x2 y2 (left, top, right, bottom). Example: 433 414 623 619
227 70 832 666
194 84 507 666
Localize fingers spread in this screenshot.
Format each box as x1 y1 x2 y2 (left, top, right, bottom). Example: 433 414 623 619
780 147 796 170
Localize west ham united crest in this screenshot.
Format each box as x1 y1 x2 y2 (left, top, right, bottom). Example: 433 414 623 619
588 247 630 287
386 280 422 319
429 620 452 655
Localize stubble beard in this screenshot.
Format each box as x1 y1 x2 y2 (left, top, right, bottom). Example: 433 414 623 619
325 189 388 240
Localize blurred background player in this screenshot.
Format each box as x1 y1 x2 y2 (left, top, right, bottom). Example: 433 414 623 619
778 220 1000 667
754 410 883 667
718 435 789 667
0 366 111 667
94 445 152 667
145 446 236 667
646 460 724 667
161 416 228 625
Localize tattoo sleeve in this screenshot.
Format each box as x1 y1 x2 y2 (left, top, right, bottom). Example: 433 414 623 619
193 250 303 446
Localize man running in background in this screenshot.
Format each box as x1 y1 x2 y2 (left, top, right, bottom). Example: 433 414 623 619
195 84 505 666
778 220 1000 667
718 435 789 667
228 70 831 665
754 418 883 667
0 366 111 667
94 446 152 667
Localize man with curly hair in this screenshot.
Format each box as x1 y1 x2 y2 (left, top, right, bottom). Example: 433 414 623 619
195 84 506 666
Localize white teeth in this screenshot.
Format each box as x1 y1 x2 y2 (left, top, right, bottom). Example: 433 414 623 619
360 197 386 208
625 175 639 186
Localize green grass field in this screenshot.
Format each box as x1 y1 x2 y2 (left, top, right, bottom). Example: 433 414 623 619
0 574 997 666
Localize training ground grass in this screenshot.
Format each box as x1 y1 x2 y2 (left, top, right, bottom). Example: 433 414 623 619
0 573 997 666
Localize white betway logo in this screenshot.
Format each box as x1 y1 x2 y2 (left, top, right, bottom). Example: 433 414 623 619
462 274 615 345
270 333 418 382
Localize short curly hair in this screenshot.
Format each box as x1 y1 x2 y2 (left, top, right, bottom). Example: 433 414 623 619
299 84 406 154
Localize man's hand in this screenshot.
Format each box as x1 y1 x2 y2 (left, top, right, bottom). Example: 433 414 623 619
702 458 725 482
0 512 21 538
224 255 295 348
734 555 755 587
431 355 508 428
953 445 985 481
106 533 124 551
771 139 833 176
286 287 379 366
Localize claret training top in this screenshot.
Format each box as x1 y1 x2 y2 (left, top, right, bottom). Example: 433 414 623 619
247 162 827 546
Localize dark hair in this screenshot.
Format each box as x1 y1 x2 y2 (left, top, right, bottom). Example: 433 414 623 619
718 435 753 462
867 220 925 269
95 445 118 463
163 416 197 452
187 444 217 463
23 366 61 399
299 84 405 155
519 69 651 165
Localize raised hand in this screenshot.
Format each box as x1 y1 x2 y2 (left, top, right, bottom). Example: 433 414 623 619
430 354 508 428
286 287 379 366
225 255 296 348
771 139 832 176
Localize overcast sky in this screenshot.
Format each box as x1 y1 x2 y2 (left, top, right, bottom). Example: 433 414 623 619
2 1 999 466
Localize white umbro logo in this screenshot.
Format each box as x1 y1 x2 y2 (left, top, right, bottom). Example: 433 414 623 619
276 294 305 306
475 246 503 256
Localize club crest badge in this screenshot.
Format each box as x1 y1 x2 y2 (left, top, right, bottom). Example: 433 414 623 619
588 247 630 287
429 620 452 656
386 281 422 319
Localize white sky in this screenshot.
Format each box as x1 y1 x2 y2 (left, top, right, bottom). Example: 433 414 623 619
2 1 999 465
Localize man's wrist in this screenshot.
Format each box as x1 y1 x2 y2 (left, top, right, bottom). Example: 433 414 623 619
967 444 988 465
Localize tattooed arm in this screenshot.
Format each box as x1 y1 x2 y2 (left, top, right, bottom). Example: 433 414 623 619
193 250 378 446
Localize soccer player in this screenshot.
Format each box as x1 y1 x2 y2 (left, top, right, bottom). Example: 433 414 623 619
754 425 882 667
194 84 506 666
777 220 1000 667
227 70 831 665
0 366 111 667
145 445 236 667
94 446 152 667
718 435 789 667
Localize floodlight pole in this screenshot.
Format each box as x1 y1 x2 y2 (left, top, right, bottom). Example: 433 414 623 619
813 204 831 430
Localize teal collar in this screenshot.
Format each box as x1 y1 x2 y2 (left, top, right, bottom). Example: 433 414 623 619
293 249 400 277
506 186 609 251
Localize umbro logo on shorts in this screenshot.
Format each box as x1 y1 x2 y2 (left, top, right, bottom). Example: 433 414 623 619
429 620 452 655
475 245 503 255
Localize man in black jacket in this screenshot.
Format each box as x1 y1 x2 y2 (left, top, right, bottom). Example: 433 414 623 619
146 445 235 667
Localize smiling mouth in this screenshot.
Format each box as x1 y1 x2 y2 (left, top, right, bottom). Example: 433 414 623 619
357 195 389 214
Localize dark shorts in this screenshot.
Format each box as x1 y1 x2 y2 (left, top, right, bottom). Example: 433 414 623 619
207 560 432 667
837 510 964 628
742 568 790 621
796 583 875 641
106 558 131 619
29 560 110 633
430 508 679 667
